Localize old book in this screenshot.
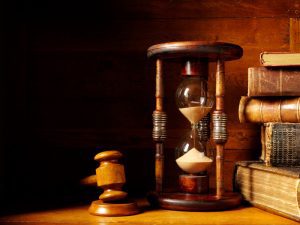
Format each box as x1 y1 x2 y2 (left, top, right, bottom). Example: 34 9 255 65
260 123 300 167
260 52 300 67
235 161 300 222
238 96 300 123
248 67 300 96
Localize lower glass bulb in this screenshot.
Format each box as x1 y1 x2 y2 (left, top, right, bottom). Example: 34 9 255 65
175 128 213 174
176 147 212 174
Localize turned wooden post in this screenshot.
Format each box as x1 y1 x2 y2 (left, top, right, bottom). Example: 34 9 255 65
156 59 164 112
214 59 226 198
153 59 166 193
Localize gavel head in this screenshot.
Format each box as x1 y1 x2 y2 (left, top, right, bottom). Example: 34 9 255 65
94 150 127 202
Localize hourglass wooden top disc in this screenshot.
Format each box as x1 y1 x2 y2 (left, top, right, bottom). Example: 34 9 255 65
147 41 243 61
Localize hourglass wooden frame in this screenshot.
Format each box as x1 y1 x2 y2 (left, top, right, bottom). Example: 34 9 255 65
147 41 243 211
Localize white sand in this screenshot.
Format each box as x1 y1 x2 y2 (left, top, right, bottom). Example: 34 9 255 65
179 106 212 124
176 147 212 174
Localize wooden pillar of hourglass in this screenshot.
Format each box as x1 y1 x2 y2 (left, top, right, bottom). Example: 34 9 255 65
147 41 243 211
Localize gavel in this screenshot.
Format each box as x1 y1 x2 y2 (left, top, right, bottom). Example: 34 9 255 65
86 150 139 216
94 150 127 201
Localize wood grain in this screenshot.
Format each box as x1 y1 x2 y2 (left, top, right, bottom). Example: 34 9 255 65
290 18 300 52
22 0 300 21
30 18 289 52
0 204 299 225
1 0 292 212
94 151 127 202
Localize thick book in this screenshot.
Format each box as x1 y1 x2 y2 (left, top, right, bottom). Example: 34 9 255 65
248 67 300 96
260 123 300 167
239 96 300 123
235 161 300 221
260 52 300 67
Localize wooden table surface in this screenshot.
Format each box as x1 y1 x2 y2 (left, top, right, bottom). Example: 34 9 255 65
0 203 298 225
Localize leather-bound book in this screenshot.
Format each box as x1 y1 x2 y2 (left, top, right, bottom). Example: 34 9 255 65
260 123 300 167
260 52 300 67
235 161 300 222
248 67 300 96
239 96 300 123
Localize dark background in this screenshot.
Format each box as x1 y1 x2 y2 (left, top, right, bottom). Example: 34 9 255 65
0 0 296 214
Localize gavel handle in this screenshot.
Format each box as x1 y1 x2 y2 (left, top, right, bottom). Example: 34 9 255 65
80 174 97 186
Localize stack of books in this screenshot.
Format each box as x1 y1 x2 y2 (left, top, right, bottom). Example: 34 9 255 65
236 52 300 222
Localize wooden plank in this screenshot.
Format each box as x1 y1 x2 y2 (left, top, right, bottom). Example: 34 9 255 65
24 54 254 129
290 18 300 51
0 204 298 225
25 18 289 133
22 0 300 21
26 19 288 131
30 18 289 52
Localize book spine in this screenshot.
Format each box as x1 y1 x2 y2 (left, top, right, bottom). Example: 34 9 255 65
264 124 272 166
259 52 265 65
262 123 300 167
248 67 300 96
260 125 267 163
260 52 300 67
238 96 300 123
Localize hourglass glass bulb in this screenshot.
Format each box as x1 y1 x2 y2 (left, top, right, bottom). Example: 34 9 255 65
175 127 212 174
175 60 214 175
175 61 213 123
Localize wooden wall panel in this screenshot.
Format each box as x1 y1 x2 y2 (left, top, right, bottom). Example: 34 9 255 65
290 18 300 51
30 18 289 52
1 0 294 212
27 18 289 129
24 0 300 20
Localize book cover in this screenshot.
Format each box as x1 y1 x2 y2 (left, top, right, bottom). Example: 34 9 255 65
260 52 300 67
260 123 300 167
235 161 300 222
239 96 300 123
248 67 300 96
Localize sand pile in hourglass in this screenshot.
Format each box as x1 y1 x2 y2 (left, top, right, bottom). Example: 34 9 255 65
176 148 212 174
179 106 212 124
176 106 213 174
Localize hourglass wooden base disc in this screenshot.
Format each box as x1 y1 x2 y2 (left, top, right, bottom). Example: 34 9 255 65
154 192 242 211
89 200 140 217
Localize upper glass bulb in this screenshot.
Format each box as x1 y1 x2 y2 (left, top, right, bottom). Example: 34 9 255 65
175 76 214 124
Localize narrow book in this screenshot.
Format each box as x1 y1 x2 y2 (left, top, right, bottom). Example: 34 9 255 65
239 96 300 123
260 52 300 67
235 161 300 222
261 123 300 167
248 67 300 96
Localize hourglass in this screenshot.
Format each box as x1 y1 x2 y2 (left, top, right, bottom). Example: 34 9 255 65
175 68 214 194
148 41 243 211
